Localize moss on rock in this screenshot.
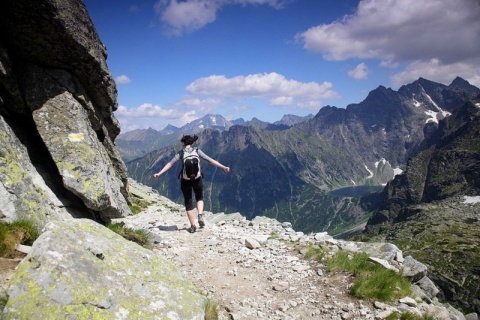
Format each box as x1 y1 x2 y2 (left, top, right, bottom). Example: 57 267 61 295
3 219 205 319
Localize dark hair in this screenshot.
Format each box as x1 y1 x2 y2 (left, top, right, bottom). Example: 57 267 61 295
180 134 198 146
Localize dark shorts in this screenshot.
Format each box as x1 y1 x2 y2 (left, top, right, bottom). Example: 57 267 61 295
180 178 203 211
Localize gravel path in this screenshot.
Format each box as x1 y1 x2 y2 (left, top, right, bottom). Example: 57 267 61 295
115 196 375 320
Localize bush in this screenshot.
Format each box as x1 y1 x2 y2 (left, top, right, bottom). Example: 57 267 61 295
327 251 412 302
0 219 40 258
106 223 151 249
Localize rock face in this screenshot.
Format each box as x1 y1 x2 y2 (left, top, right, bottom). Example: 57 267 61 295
0 0 131 225
365 99 480 313
366 99 480 225
3 219 205 319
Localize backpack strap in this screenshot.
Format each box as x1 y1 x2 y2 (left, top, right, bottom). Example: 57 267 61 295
178 149 184 179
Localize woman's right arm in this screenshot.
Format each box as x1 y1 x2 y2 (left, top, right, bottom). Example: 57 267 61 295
153 153 180 179
153 162 173 179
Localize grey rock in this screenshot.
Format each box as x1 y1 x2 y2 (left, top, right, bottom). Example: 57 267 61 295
416 276 439 299
245 237 261 249
368 256 399 272
402 256 428 282
0 0 130 224
3 219 205 319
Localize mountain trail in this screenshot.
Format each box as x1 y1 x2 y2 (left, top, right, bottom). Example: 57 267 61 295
115 195 375 320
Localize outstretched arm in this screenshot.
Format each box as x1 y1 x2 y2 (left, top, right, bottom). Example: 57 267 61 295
209 159 230 173
153 162 173 179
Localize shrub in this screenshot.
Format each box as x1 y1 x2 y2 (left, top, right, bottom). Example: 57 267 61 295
327 251 412 302
106 223 151 249
0 219 39 258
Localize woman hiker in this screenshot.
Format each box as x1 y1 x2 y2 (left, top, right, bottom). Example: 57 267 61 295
153 134 230 233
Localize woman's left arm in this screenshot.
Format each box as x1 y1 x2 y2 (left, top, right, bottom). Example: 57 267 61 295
199 150 230 173
210 159 230 173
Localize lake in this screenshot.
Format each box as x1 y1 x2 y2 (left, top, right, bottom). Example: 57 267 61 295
329 185 384 197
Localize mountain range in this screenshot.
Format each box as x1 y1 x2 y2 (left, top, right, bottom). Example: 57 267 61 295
124 77 479 231
116 114 313 162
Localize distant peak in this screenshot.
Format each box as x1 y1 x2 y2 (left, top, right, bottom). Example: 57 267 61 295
450 76 470 86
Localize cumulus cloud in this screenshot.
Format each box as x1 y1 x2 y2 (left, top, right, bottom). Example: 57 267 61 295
186 72 339 109
116 104 177 118
115 75 131 85
391 58 480 88
348 62 368 80
154 0 288 35
296 0 480 86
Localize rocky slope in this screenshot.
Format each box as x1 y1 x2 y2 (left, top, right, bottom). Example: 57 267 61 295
2 180 473 319
0 0 131 226
364 99 480 313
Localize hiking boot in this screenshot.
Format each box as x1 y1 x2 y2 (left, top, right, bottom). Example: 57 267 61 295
198 214 205 228
186 225 196 233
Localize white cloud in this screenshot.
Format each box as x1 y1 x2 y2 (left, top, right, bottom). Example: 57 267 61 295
296 0 480 87
115 75 131 85
348 62 368 80
114 98 223 131
115 104 177 118
270 96 294 106
186 72 339 109
391 58 480 88
154 0 288 35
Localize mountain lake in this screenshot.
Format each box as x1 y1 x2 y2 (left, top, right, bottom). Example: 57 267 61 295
329 185 384 197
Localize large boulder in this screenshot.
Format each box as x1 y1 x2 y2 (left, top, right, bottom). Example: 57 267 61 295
0 116 71 226
0 0 131 224
3 219 205 319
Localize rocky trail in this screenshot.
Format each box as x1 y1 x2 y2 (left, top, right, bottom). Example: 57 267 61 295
1 181 472 319
111 181 470 320
116 198 373 320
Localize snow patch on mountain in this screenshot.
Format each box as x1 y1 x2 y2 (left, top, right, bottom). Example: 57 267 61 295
375 158 387 168
412 99 422 108
424 94 451 124
393 167 403 176
463 196 480 204
365 165 374 178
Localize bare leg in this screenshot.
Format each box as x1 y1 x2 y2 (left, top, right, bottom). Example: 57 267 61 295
197 200 204 216
197 200 205 227
186 210 195 226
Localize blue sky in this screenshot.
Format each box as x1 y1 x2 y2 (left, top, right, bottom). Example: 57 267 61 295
83 0 480 133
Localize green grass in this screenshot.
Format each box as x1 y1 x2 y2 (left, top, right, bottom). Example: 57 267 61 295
128 205 142 215
327 251 412 302
204 298 219 320
106 223 151 249
0 219 40 258
0 292 8 310
303 244 327 262
386 311 435 320
268 231 279 240
128 196 153 215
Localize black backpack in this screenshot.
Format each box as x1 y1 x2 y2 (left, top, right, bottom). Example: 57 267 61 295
180 147 202 180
